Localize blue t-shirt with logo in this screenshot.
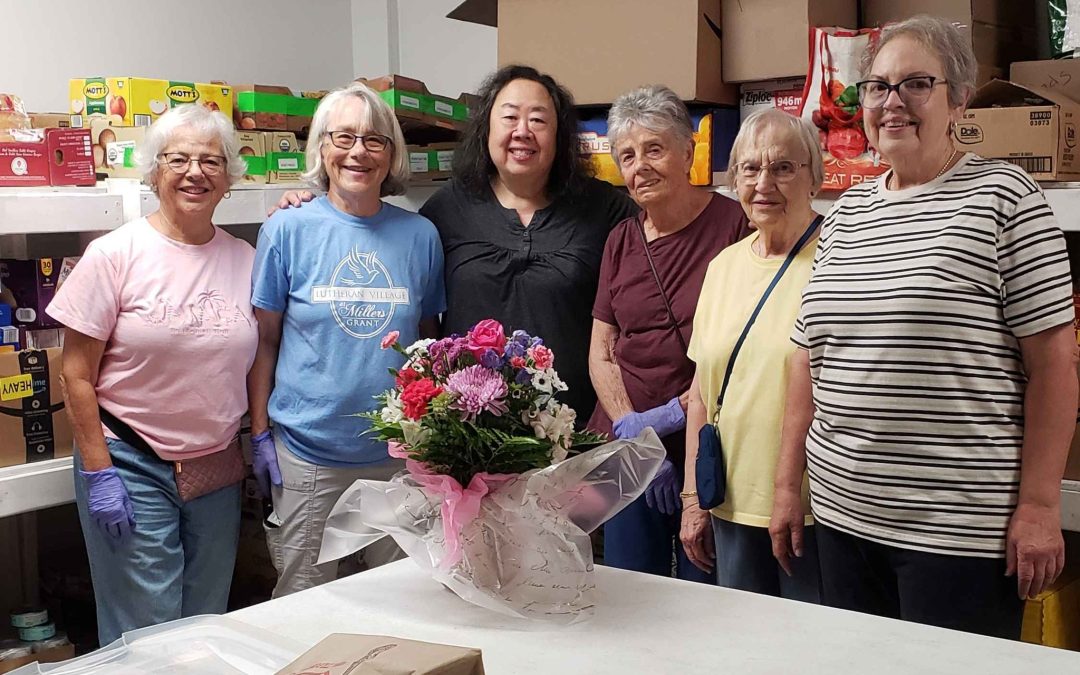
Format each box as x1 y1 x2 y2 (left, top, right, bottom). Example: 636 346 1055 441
252 197 446 466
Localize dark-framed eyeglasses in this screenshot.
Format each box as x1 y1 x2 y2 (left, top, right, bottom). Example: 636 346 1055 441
856 76 948 110
733 159 809 183
158 153 227 176
325 130 392 152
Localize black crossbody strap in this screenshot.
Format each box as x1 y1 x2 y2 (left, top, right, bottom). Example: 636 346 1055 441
715 215 822 411
636 217 689 354
98 405 157 457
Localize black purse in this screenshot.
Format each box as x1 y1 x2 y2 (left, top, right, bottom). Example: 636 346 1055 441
696 215 822 510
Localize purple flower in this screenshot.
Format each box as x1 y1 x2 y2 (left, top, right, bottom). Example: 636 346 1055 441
515 368 532 385
445 365 510 422
504 341 526 359
427 337 454 361
479 348 505 369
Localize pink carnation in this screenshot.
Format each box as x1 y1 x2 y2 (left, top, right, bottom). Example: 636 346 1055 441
529 345 554 369
510 356 527 369
380 331 400 349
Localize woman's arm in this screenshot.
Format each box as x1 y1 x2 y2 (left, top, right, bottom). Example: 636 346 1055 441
588 319 634 421
248 309 284 437
59 329 110 471
770 347 814 576
1007 323 1078 598
679 370 714 573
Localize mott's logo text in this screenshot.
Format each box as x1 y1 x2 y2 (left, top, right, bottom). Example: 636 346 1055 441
167 85 199 104
83 83 108 99
957 124 983 144
0 374 34 402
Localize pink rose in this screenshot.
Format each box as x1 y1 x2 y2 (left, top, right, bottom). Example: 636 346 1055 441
380 331 400 349
466 319 507 359
529 345 554 370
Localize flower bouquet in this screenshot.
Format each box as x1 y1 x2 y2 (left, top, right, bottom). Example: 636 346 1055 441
317 320 665 624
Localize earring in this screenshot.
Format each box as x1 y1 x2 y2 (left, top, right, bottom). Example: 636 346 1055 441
224 190 232 199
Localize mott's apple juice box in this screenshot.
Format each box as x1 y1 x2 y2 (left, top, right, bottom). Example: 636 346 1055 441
69 78 233 127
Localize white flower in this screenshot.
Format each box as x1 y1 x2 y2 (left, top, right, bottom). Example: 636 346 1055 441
405 338 435 356
528 402 577 460
380 391 404 423
400 419 431 447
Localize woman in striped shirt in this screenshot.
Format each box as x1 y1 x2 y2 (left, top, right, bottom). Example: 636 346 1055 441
769 15 1077 639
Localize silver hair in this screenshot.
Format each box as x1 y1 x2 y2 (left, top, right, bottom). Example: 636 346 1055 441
606 85 695 156
303 82 410 196
861 14 977 109
136 104 245 191
727 109 825 192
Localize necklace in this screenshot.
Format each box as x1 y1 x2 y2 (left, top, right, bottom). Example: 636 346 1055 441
934 147 959 179
888 147 959 190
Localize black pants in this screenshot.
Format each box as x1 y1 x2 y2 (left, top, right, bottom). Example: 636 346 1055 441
816 524 1024 639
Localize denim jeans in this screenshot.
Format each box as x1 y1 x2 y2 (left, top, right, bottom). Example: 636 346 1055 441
74 438 241 646
712 517 821 603
264 436 406 598
603 492 716 584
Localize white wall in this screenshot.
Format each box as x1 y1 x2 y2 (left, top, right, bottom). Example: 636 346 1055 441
0 0 356 113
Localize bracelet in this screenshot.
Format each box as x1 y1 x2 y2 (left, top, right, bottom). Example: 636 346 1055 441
679 490 698 499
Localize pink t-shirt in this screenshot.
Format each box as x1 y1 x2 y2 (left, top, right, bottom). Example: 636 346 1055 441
47 218 258 460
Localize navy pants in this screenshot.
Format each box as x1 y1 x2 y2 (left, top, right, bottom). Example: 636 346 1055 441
603 492 715 584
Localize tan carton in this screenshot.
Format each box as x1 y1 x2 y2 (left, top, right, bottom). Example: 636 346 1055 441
0 348 73 469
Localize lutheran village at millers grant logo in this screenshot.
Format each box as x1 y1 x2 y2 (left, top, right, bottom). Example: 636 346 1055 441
313 248 410 338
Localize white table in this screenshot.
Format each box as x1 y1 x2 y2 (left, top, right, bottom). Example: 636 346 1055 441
230 560 1080 674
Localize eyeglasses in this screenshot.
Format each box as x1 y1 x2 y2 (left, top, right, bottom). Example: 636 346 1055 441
733 159 808 183
325 131 392 152
856 76 948 110
158 153 227 176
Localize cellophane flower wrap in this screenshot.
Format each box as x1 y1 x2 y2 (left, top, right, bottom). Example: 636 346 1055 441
317 320 665 624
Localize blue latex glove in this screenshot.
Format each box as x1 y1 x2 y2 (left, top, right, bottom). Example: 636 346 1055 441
252 429 282 498
80 467 135 543
612 397 686 440
645 459 681 515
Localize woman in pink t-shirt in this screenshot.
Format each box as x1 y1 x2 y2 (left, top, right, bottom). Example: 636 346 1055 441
47 105 258 646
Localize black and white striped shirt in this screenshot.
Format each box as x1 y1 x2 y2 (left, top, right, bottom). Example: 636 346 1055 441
792 154 1073 558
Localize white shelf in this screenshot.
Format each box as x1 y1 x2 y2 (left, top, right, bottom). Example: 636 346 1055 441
1063 479 1080 532
0 457 74 519
137 182 312 225
0 186 124 234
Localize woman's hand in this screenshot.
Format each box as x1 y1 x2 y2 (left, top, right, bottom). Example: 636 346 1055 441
1006 501 1065 599
769 485 805 577
267 190 316 216
680 500 715 574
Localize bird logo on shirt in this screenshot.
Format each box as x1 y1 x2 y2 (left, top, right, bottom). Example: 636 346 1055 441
342 248 379 287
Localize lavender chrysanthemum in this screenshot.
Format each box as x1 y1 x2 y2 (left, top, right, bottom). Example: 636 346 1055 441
445 364 510 421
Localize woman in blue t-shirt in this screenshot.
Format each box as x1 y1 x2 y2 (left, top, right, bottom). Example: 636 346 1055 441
248 82 446 598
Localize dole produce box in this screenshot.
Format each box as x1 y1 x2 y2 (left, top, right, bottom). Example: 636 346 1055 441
69 77 233 127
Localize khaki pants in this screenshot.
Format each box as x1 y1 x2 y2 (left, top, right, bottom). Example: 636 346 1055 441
264 436 405 598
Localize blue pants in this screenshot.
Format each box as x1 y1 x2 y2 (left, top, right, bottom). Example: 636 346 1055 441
603 492 715 584
74 438 241 646
712 517 821 602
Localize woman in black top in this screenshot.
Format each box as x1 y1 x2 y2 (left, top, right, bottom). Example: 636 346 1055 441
420 65 637 420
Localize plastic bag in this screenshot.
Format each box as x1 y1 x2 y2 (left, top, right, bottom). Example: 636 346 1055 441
318 431 666 624
1049 0 1080 57
801 27 888 191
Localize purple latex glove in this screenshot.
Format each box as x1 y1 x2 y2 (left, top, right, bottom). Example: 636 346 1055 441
612 397 685 440
252 429 282 498
80 467 135 543
644 459 681 515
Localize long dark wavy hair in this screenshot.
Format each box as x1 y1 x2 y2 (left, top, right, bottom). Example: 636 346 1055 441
453 64 591 200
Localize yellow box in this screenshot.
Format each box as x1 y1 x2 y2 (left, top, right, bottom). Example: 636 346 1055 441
1021 568 1080 651
69 77 233 127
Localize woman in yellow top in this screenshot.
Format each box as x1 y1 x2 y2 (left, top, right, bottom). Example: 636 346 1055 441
680 109 824 600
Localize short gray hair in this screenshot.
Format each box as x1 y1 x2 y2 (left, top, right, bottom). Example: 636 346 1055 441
606 85 695 156
861 14 977 109
137 104 245 191
727 109 825 192
304 82 409 196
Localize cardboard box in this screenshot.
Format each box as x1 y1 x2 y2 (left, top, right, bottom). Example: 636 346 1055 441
28 113 73 129
276 634 484 675
739 78 806 121
0 643 75 674
1021 568 1080 650
0 348 73 468
46 128 95 186
234 84 320 139
457 0 735 106
0 131 49 187
407 142 457 181
357 75 471 133
0 129 94 187
265 132 305 183
69 77 233 127
1011 60 1080 106
721 1 857 83
236 131 268 184
958 80 1080 181
88 119 145 179
578 107 739 187
0 259 70 328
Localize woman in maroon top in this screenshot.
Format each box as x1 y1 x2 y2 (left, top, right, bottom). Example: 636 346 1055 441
588 85 750 582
